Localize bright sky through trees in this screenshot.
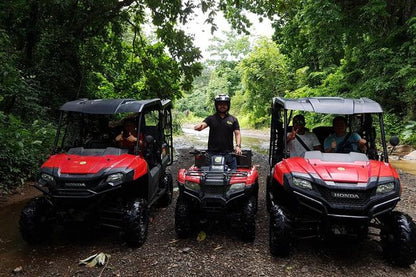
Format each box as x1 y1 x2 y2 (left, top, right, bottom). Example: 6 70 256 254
183 11 274 60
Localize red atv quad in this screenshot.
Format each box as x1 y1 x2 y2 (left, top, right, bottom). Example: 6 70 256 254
176 150 259 241
267 97 416 266
19 98 173 247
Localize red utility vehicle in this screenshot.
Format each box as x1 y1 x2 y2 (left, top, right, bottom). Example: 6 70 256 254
267 97 416 266
19 98 173 247
176 150 259 241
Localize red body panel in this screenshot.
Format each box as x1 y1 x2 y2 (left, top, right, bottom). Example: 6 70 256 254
178 166 259 187
273 157 399 185
42 153 148 180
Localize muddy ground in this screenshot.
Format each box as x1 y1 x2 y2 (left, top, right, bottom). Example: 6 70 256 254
1 137 416 276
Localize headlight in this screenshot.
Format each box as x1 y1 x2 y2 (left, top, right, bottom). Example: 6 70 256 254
376 182 395 194
229 182 246 192
292 177 312 190
184 181 200 191
41 173 55 184
106 173 124 186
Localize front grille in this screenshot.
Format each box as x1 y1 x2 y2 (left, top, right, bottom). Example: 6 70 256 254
202 185 226 195
56 179 101 189
55 189 94 197
316 186 374 207
201 171 228 195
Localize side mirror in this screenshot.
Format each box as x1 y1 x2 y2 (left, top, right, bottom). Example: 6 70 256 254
389 136 399 147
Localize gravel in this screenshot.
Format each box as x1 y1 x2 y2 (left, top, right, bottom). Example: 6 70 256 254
1 142 416 276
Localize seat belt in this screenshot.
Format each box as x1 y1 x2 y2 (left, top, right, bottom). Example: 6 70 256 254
295 134 311 151
338 132 352 152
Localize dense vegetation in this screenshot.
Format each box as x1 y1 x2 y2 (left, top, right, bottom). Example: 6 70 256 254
1 0 415 191
179 1 416 132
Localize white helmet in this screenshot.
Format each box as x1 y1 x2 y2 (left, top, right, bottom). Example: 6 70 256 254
214 94 230 112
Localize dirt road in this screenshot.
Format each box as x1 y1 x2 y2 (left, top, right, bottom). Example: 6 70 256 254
1 142 416 276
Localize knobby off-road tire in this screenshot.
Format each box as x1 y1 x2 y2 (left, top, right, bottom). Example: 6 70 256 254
175 196 193 238
122 199 148 247
158 169 173 207
380 211 416 267
241 196 256 242
19 197 53 244
269 204 292 257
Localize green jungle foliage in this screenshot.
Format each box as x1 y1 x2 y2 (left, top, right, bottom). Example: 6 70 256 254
0 0 205 190
273 0 416 121
1 0 416 191
0 112 55 193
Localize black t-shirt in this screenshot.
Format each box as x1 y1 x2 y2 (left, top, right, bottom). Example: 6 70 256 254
203 113 240 153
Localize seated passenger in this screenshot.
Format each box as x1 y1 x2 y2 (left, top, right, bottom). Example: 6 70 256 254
115 119 143 153
324 116 367 153
287 115 321 157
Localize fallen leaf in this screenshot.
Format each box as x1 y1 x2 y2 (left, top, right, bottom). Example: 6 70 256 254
12 266 23 273
169 239 180 244
86 258 98 268
214 245 223 251
79 252 110 267
182 247 191 254
196 231 206 242
79 254 98 265
95 253 107 266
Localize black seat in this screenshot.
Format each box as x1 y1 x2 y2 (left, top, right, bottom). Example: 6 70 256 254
237 150 252 168
313 126 334 146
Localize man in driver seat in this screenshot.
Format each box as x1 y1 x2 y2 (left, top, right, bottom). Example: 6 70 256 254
324 116 367 153
194 94 242 170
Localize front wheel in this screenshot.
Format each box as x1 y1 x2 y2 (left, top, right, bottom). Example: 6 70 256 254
122 199 148 247
19 197 53 244
269 204 292 257
175 196 193 238
241 196 256 242
158 169 173 207
380 211 416 267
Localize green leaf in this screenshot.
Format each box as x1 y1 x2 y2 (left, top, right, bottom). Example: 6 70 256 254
196 231 206 242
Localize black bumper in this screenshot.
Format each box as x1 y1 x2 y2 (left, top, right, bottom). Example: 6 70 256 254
273 174 401 220
292 189 400 220
179 184 258 214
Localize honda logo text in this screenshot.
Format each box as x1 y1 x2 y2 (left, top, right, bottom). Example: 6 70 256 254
332 192 360 199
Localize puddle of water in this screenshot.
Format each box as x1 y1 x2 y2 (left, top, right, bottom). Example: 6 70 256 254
180 127 270 154
391 160 416 175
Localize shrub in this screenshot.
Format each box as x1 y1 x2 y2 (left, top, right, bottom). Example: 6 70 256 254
0 112 55 193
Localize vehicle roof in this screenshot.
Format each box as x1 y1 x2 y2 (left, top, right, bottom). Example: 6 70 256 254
59 98 171 114
273 97 383 114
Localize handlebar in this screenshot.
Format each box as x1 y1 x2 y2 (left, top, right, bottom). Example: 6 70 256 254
189 149 246 157
189 150 207 155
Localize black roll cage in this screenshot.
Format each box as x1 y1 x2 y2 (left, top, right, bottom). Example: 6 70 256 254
53 98 173 166
268 97 389 171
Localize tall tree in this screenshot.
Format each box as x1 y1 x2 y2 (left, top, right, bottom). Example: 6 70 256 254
238 38 289 128
0 0 204 118
273 0 416 120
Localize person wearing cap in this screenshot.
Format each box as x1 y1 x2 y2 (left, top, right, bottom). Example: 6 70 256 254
286 114 321 157
194 94 241 170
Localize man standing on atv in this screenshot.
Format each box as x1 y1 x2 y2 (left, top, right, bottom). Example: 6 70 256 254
194 94 242 170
